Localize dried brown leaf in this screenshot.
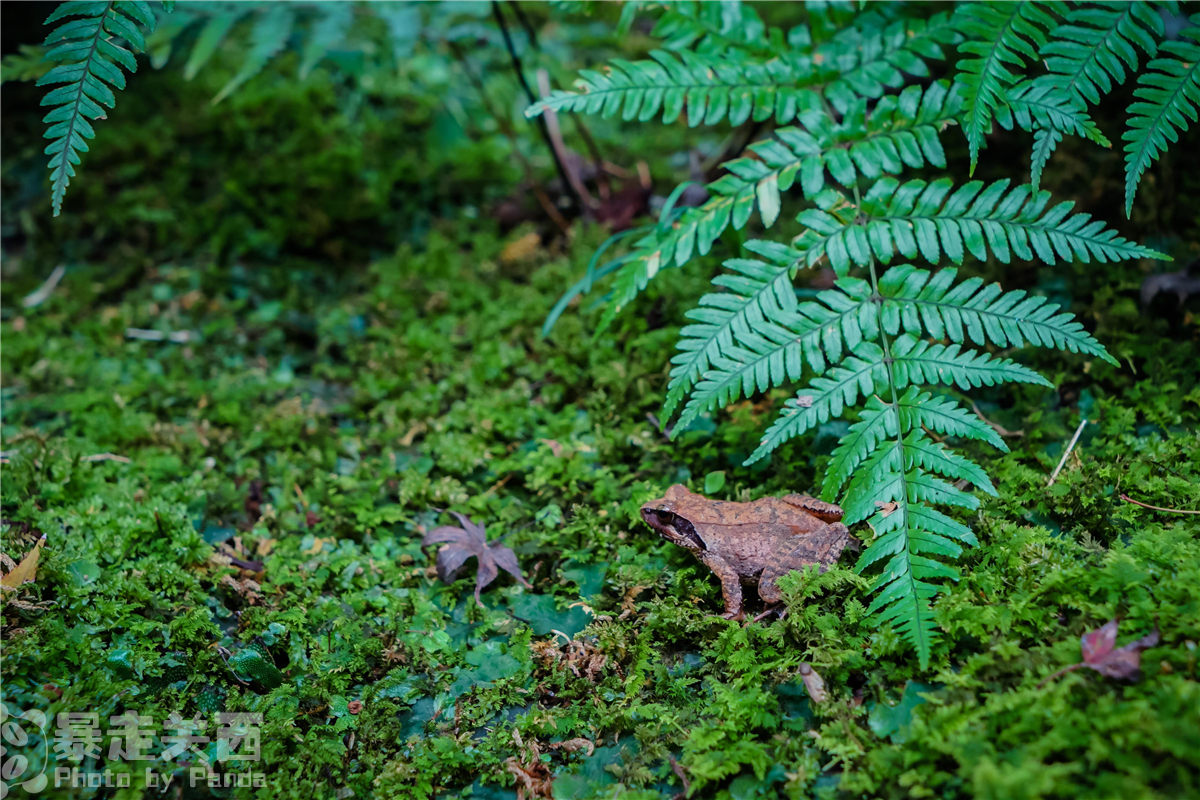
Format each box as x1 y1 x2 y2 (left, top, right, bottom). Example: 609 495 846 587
421 512 531 607
1041 618 1161 686
798 662 827 704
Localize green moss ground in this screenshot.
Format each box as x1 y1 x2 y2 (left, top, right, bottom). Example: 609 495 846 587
3 53 1200 800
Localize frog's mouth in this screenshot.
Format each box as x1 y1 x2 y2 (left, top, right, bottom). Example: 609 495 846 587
646 509 706 550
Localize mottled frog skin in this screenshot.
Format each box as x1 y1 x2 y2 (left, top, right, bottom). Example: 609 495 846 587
640 485 849 620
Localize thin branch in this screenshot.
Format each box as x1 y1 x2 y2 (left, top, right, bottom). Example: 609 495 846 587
21 265 67 308
970 400 1025 438
1047 418 1089 486
510 1 540 51
80 453 131 463
492 0 583 215
508 2 610 197
1118 494 1200 515
446 39 571 236
536 68 595 210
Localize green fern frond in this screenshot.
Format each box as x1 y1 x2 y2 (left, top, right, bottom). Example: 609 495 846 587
1039 1 1164 107
663 252 796 422
579 83 961 336
876 264 1119 364
999 80 1110 189
650 1 773 55
529 49 826 127
825 398 896 500
746 339 888 463
38 0 164 216
796 177 1167 276
953 0 1066 171
842 424 989 665
530 11 955 127
824 383 1001 506
182 8 244 80
668 263 878 430
211 4 294 104
818 12 961 112
889 333 1053 390
895 389 1007 452
746 327 1048 466
725 248 1118 665
299 2 354 80
1122 16 1200 215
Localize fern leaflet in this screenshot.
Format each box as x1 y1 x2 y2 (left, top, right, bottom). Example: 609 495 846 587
299 2 354 80
999 80 1110 189
182 8 243 80
38 0 163 216
650 1 774 56
1122 14 1200 215
1039 1 1165 107
795 177 1167 275
211 4 294 104
953 0 1066 171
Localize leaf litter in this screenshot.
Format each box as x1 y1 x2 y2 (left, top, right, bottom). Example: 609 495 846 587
422 511 532 606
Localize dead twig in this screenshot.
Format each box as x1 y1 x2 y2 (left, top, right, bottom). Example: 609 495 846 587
1118 494 1200 515
536 68 595 211
445 39 572 236
969 400 1025 438
80 453 131 464
126 328 193 343
668 755 690 800
492 0 584 216
22 265 66 308
1047 418 1089 486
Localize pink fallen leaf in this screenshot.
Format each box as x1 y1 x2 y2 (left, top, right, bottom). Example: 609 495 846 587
1040 618 1160 686
422 512 532 607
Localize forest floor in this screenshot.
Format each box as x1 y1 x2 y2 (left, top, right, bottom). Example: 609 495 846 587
2 58 1200 800
3 214 1198 799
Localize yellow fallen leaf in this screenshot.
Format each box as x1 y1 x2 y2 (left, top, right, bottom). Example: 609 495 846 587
798 662 827 704
500 231 541 265
2 534 47 588
304 537 335 555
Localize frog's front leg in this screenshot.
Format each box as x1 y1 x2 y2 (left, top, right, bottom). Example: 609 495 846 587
698 551 744 621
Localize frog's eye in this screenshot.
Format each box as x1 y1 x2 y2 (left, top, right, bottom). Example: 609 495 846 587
654 510 673 523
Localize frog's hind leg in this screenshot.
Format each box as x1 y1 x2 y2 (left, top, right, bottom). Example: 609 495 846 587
758 525 849 604
781 494 844 524
698 551 744 621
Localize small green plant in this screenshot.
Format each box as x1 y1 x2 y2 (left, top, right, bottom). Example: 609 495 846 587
531 1 1180 666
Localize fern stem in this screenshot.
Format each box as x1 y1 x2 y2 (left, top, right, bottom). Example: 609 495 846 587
858 182 932 663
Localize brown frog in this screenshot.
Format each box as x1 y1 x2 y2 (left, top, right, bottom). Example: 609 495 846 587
640 485 849 621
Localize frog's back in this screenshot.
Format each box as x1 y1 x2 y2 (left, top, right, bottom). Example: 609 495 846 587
698 522 812 581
